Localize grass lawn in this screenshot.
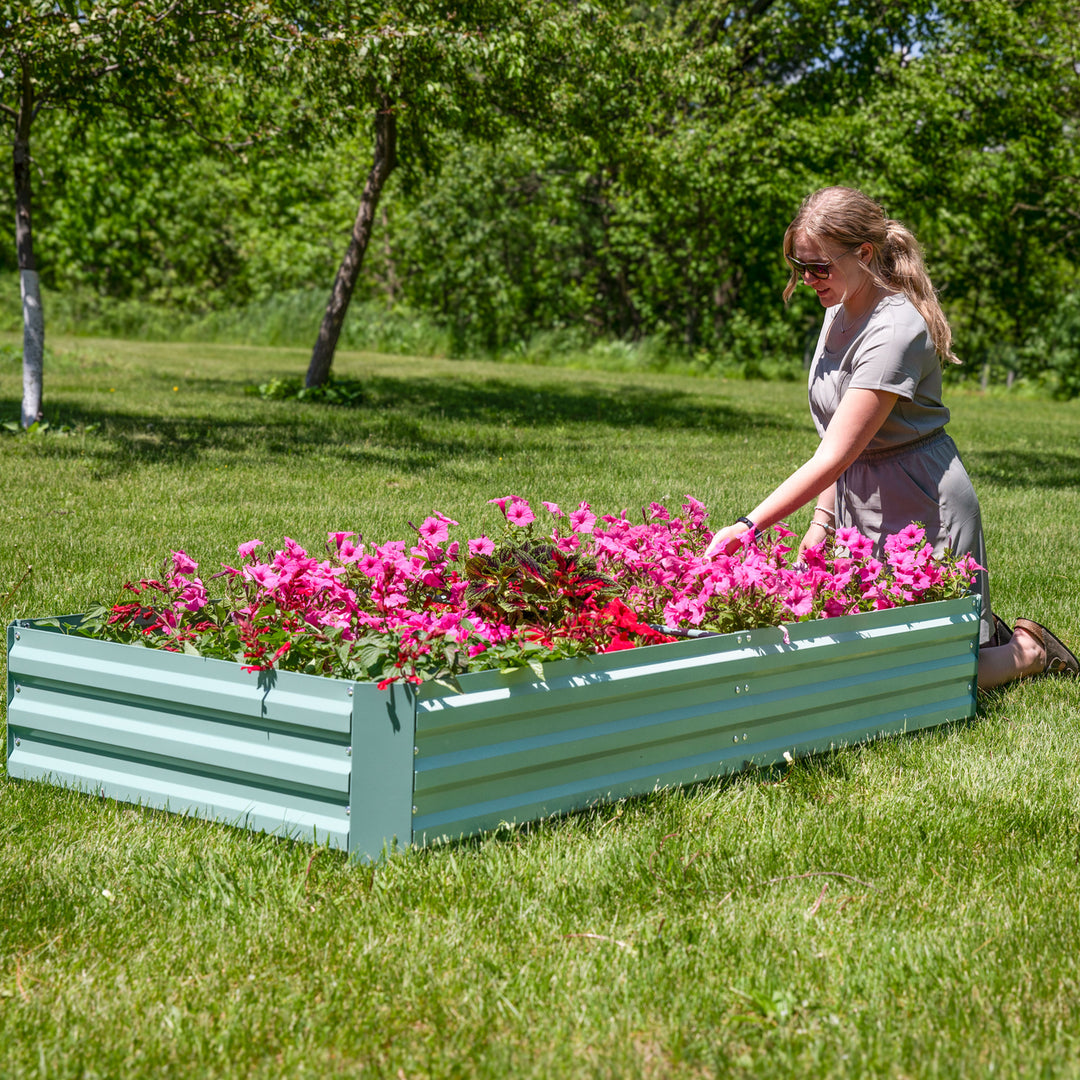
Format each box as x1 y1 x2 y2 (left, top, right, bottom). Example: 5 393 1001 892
2 337 1080 1078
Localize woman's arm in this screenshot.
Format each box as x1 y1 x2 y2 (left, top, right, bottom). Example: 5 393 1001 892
799 484 837 559
704 387 898 557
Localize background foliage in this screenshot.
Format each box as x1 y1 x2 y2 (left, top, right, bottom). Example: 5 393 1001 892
1 0 1078 393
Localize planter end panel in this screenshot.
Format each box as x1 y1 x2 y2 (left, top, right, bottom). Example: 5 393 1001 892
347 680 417 863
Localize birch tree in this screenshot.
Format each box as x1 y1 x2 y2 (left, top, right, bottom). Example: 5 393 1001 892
0 1 275 426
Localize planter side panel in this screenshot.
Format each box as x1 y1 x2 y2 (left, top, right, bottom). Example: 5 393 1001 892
6 623 354 850
411 597 980 844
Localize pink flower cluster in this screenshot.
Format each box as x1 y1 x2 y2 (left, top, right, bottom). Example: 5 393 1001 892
98 496 981 686
589 509 980 634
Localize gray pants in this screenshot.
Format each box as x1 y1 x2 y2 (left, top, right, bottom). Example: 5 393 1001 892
836 429 992 645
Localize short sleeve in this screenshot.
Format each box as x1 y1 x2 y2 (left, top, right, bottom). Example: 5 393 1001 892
846 302 936 402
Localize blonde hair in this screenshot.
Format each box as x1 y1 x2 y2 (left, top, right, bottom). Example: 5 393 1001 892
782 186 958 365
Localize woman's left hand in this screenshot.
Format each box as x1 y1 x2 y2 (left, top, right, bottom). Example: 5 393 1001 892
798 521 830 560
703 522 752 559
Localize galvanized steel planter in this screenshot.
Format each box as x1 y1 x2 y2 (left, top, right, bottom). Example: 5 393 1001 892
6 596 980 862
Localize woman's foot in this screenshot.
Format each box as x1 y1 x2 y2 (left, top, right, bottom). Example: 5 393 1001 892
1013 619 1080 677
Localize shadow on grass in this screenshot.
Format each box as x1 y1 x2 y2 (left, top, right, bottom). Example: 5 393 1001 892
966 449 1080 490
0 372 795 477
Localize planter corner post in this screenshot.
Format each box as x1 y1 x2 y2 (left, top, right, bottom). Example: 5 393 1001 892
348 680 418 863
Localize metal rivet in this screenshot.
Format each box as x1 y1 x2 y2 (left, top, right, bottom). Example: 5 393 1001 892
345 807 350 816
14 685 20 693
742 733 748 742
14 738 20 747
346 746 352 756
14 632 19 640
737 636 743 644
746 634 751 642
743 684 749 693
412 805 418 815
734 685 740 694
347 687 353 697
413 746 419 756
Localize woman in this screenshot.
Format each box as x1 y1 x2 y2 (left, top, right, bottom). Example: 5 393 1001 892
704 186 1078 689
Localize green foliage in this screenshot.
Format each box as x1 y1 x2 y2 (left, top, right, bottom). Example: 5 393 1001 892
250 374 368 405
4 0 1080 393
463 538 618 629
0 274 453 357
0 418 99 436
0 108 362 309
1014 291 1080 400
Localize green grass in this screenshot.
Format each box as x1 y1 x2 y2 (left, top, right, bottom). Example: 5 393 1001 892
2 336 1080 1078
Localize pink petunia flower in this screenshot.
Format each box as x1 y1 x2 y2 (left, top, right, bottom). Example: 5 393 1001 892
418 516 451 545
782 584 814 618
337 538 363 562
469 536 495 556
569 501 596 534
682 495 707 518
834 526 862 549
283 537 307 559
177 581 207 613
238 539 264 561
506 498 536 527
244 564 280 591
542 501 563 517
171 550 198 575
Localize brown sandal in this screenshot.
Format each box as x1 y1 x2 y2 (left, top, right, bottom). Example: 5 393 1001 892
1013 618 1080 677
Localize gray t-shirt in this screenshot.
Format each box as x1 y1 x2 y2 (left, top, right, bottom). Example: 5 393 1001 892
808 293 950 450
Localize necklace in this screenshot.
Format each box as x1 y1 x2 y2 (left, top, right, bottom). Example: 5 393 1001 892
838 286 885 334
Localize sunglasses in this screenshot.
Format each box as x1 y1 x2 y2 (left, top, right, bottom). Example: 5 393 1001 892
785 247 858 281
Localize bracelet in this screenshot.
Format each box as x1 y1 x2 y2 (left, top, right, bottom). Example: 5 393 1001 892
809 520 835 535
813 505 836 520
736 516 757 533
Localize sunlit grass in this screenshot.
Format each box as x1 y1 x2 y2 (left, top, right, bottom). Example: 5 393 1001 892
1 335 1079 1078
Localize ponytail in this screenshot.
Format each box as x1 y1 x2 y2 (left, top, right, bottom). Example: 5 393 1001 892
881 219 957 365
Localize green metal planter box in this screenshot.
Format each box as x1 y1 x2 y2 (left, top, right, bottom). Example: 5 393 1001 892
5 596 980 862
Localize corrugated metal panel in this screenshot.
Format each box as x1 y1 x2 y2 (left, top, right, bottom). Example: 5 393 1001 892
6 622 354 850
410 596 980 844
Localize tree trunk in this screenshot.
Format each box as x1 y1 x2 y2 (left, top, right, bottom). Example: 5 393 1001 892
14 61 43 428
306 100 397 388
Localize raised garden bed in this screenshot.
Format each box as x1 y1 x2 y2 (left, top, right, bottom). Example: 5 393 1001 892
5 595 980 862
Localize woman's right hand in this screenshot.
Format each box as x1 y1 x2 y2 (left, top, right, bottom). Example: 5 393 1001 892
704 522 753 559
